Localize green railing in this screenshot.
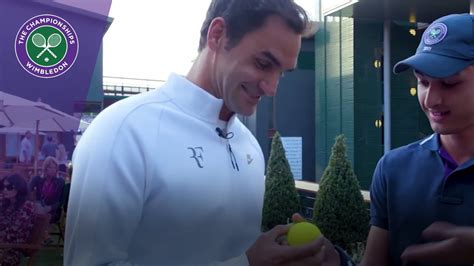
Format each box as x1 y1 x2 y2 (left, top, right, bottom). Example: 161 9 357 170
295 180 370 219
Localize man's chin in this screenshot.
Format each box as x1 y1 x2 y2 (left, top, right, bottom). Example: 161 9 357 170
238 107 256 117
432 126 456 135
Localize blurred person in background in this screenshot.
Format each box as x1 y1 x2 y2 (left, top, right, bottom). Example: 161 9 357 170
0 174 35 266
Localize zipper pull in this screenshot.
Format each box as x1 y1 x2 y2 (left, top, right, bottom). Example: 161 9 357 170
227 143 239 171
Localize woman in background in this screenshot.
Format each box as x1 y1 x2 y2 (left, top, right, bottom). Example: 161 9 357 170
0 174 35 266
29 156 64 223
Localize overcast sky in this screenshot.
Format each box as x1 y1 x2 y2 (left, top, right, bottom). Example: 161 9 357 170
103 1 317 85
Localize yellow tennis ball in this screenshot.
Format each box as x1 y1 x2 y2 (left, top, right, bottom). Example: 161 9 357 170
287 222 322 246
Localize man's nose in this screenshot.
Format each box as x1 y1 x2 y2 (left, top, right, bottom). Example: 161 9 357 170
424 84 443 108
259 74 280 97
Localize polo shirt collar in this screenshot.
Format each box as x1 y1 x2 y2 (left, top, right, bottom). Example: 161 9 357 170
421 133 474 172
419 133 440 151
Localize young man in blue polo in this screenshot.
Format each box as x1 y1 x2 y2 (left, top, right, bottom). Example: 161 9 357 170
365 13 474 266
318 13 474 266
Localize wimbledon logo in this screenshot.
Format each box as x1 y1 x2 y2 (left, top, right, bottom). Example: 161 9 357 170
15 14 79 78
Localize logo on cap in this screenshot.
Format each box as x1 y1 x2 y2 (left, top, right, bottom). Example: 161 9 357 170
423 23 448 46
15 14 79 78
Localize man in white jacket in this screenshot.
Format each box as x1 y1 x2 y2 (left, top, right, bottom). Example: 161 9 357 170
65 0 338 265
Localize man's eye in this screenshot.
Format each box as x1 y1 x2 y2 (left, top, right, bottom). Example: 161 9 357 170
442 81 459 88
418 80 429 87
256 59 271 70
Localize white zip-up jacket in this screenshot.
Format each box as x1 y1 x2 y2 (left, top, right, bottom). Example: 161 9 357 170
65 74 265 266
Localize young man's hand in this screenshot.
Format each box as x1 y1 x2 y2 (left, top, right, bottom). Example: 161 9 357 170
402 222 474 264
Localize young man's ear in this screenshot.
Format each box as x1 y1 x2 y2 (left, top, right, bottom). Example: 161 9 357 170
206 17 226 51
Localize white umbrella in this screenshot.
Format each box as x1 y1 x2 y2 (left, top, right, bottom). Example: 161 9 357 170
0 92 70 128
0 91 82 174
0 127 46 135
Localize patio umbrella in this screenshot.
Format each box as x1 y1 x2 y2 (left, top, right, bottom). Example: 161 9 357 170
0 91 82 174
0 91 81 131
0 127 47 135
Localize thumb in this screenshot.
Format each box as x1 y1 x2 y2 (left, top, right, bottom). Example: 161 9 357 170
292 213 306 223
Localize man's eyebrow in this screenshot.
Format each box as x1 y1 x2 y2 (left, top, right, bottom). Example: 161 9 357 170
261 51 281 68
414 69 461 79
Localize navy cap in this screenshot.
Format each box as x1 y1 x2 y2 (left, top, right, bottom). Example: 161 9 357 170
393 13 474 78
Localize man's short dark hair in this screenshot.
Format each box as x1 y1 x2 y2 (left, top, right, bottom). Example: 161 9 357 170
198 0 309 52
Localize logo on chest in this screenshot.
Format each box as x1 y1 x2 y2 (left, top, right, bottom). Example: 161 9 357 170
247 154 253 165
187 147 204 168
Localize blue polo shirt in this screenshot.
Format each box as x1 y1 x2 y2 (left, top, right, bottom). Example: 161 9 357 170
370 133 474 266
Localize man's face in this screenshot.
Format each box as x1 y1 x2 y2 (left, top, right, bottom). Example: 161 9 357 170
212 16 301 118
416 65 474 135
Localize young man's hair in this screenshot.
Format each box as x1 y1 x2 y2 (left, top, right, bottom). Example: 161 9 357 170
198 0 309 52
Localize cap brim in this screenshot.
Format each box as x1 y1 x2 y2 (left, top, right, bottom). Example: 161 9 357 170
393 53 473 78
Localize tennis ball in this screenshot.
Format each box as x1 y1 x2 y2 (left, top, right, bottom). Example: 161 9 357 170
287 222 322 246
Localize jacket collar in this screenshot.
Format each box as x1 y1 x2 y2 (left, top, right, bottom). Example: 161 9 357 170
161 73 236 127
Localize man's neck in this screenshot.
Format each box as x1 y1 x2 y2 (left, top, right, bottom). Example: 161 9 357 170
187 51 217 98
187 51 233 121
440 131 474 165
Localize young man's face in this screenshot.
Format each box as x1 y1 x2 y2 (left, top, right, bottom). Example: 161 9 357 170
415 65 474 135
213 15 301 119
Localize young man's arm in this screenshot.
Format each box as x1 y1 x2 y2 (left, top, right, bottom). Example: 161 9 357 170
360 226 390 266
360 157 391 266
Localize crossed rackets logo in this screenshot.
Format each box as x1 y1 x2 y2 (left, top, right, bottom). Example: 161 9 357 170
27 27 67 66
32 33 62 59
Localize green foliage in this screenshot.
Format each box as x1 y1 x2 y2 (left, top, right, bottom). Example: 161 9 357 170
261 131 301 232
313 135 369 252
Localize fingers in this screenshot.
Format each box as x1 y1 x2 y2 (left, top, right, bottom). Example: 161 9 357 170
281 237 327 261
401 238 456 263
421 222 457 241
266 224 290 241
285 246 327 266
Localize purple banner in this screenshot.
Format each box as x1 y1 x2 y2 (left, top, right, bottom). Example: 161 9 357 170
0 0 112 114
0 0 112 161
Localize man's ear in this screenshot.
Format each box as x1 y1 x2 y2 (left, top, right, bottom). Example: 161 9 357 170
206 17 226 51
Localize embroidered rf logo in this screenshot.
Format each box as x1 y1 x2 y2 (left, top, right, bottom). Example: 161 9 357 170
188 147 204 168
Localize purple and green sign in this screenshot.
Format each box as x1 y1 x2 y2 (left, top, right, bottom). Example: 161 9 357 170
15 14 79 79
